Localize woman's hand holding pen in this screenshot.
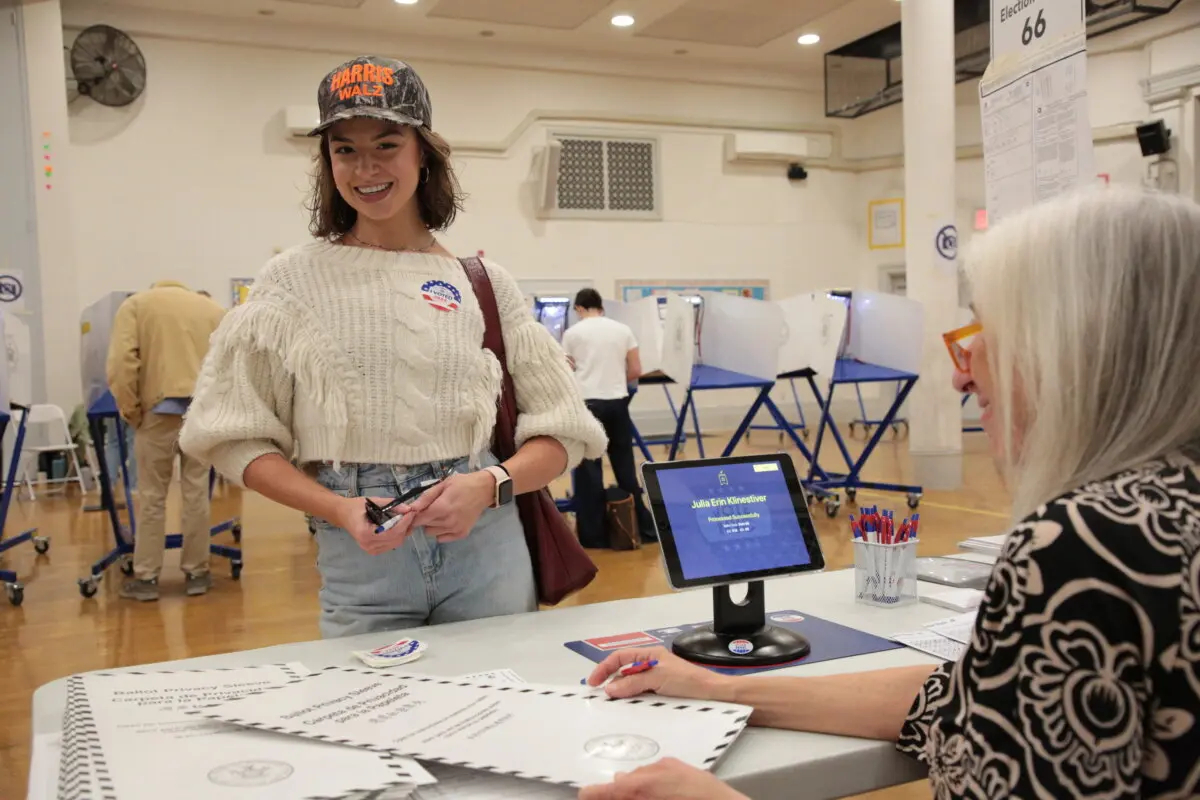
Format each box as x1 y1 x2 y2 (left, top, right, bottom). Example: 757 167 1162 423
585 648 729 702
406 471 495 542
330 496 416 556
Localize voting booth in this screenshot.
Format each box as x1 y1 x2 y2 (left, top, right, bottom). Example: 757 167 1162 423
750 291 851 444
603 295 700 459
792 290 925 516
81 291 133 415
77 293 243 599
633 292 801 464
0 308 45 606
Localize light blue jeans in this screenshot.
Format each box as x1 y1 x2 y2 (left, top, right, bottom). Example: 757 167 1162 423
311 453 537 639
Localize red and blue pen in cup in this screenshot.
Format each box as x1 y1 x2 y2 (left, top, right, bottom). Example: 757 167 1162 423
849 506 919 544
851 505 919 606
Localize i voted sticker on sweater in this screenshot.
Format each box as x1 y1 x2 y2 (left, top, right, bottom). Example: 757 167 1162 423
421 280 461 312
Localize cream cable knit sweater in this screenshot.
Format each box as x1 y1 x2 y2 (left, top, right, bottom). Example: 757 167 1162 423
179 241 607 484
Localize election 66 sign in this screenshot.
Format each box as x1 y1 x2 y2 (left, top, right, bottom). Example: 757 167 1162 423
991 0 1084 61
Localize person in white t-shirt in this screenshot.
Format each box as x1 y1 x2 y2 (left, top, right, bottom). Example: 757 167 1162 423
562 289 655 546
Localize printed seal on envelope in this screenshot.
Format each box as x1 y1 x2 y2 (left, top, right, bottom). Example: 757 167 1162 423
208 760 294 787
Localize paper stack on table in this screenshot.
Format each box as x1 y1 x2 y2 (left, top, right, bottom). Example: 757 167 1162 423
924 611 977 645
193 665 753 788
956 534 1006 556
890 631 967 662
918 585 984 613
44 663 743 799
55 663 431 800
891 610 980 663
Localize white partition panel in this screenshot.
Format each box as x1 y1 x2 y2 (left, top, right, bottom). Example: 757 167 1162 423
660 295 696 385
0 310 10 414
777 292 849 379
606 296 662 376
698 292 786 381
3 312 31 407
847 291 924 374
81 292 133 410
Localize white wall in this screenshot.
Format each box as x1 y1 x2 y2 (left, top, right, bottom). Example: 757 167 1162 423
846 40 1187 294
46 2 1200 429
65 34 857 308
61 15 864 423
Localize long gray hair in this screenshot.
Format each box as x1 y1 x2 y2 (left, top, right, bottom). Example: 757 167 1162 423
963 187 1200 519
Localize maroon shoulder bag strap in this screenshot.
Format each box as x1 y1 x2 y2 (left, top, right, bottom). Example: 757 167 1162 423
458 258 597 605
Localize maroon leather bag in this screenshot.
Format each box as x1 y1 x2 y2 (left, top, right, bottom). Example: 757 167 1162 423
459 258 598 605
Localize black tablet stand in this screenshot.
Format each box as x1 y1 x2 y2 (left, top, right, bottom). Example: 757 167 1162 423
671 581 811 667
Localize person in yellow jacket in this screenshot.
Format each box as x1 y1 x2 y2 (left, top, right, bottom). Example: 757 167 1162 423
106 281 225 600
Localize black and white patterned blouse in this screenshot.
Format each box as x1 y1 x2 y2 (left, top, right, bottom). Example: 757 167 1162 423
898 450 1200 799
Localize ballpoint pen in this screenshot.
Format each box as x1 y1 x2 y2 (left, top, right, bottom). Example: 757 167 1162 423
582 659 659 687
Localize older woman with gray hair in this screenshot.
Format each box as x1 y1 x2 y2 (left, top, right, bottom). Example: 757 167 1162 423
577 187 1200 800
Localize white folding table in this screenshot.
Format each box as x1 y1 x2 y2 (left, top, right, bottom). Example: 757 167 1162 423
30 566 973 799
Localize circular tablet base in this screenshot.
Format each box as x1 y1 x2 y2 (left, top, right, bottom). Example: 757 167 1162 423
671 625 811 668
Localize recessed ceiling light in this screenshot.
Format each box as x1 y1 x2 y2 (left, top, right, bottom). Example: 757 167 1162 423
611 14 635 27
394 0 419 5
797 33 820 45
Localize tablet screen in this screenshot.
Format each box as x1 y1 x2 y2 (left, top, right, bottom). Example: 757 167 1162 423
644 455 824 589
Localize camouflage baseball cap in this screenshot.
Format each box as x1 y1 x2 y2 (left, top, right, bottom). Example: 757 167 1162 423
308 56 432 137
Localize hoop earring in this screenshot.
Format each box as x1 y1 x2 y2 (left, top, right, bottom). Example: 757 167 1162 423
420 166 430 184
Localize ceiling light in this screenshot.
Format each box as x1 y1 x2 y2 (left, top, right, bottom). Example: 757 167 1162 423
611 14 635 27
797 33 820 45
394 0 419 5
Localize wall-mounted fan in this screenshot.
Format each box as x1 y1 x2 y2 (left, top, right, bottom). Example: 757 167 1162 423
67 25 146 107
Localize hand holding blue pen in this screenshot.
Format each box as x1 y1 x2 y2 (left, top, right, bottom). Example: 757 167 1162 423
582 659 659 689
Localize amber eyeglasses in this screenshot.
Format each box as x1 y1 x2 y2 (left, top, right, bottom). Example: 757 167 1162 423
942 322 982 372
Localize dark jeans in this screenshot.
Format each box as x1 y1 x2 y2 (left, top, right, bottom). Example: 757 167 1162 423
573 398 656 548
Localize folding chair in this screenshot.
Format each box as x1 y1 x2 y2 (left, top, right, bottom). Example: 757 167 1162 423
16 404 86 500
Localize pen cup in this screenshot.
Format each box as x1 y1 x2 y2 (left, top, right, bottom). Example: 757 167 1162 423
853 540 918 607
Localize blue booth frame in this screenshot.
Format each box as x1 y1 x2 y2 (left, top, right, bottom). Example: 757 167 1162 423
0 405 50 606
79 392 244 598
801 359 923 516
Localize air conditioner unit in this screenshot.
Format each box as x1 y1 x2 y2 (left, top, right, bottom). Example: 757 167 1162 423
724 132 811 165
285 106 320 137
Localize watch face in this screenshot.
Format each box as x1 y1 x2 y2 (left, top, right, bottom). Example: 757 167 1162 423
497 478 515 506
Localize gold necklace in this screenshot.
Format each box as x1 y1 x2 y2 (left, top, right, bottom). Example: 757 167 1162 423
345 231 437 253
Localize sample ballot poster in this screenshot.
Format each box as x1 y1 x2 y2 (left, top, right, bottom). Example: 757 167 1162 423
197 667 752 788
980 30 1094 223
566 611 902 676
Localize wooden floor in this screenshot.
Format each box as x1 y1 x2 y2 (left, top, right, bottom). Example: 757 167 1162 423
0 430 1011 797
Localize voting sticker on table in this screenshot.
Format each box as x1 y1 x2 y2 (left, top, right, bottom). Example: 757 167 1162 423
193 666 753 787
566 610 902 675
57 663 431 800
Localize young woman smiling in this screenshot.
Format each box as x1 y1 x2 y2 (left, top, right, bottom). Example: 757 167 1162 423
181 56 606 638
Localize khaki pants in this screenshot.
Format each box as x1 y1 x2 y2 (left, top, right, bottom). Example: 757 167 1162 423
133 413 211 580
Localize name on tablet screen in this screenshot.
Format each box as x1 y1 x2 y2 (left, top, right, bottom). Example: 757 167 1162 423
655 461 813 581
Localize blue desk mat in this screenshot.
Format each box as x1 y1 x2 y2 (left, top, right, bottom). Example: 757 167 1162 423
565 610 902 676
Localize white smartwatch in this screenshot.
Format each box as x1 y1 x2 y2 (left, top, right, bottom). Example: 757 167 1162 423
483 465 514 508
